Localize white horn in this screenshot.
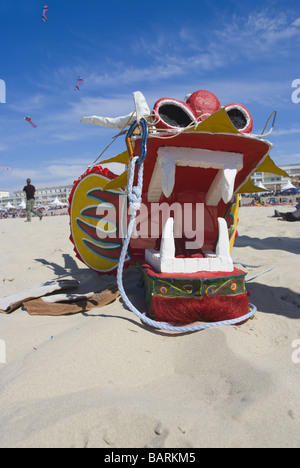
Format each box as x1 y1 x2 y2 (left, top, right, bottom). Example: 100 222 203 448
160 217 175 260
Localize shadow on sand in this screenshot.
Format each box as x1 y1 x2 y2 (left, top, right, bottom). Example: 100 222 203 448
234 235 300 255
34 254 115 294
246 281 300 320
34 254 300 327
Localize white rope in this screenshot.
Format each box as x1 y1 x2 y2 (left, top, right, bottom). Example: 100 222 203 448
116 157 258 333
245 267 273 282
234 262 274 282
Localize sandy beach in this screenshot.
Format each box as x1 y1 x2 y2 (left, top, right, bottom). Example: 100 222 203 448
0 205 299 448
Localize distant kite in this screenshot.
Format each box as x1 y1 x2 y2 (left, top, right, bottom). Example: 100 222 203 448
24 117 38 128
75 76 83 91
0 167 10 172
42 4 49 22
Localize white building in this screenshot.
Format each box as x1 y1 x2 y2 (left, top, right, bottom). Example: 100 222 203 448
14 184 73 206
281 163 300 186
0 191 9 199
0 184 73 209
252 163 300 192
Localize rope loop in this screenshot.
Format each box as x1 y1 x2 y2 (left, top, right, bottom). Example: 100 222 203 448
127 157 143 215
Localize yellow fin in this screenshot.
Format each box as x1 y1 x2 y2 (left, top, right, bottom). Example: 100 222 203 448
103 170 128 191
254 154 289 178
238 177 268 194
101 151 130 166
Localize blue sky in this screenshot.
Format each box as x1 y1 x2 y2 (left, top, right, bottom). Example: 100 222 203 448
0 0 300 194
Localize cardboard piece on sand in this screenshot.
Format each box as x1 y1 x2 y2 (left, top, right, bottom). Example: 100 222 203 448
24 284 120 316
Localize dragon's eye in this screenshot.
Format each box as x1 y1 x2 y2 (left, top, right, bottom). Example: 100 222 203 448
153 98 195 129
224 104 253 133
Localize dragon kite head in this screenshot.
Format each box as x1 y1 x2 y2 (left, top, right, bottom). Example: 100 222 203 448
69 89 281 326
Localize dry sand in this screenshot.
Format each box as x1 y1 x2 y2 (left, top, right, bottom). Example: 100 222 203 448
0 206 299 448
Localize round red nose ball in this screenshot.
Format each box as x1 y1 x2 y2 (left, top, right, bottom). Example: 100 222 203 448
186 90 221 122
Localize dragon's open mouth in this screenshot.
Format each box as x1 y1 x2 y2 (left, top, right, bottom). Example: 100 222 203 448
128 126 272 277
144 146 243 274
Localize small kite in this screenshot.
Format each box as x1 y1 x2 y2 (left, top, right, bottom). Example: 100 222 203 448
75 76 83 91
0 167 10 172
24 117 38 128
42 4 49 22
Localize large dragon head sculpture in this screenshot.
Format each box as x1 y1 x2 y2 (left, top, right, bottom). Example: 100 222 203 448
69 90 283 325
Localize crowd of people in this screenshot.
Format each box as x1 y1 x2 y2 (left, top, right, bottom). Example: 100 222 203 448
0 206 68 220
240 194 300 207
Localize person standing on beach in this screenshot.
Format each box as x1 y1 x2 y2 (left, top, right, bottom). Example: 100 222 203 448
23 178 43 222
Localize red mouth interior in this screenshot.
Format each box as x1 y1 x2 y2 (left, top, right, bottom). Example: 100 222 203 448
129 131 271 263
159 166 220 254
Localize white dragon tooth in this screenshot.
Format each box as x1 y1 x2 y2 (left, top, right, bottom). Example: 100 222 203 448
206 169 223 206
161 157 176 199
145 216 234 273
222 167 237 204
160 217 175 259
215 217 231 259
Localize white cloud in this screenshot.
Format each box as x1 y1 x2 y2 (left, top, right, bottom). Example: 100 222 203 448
8 93 47 113
70 95 136 118
67 10 300 97
292 17 300 27
274 152 300 165
7 159 125 194
272 128 300 136
197 10 300 66
8 164 85 192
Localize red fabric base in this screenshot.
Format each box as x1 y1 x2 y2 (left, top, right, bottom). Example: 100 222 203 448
149 294 249 324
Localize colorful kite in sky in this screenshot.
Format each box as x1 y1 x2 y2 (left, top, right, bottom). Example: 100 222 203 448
42 4 49 22
0 167 10 172
75 76 83 91
24 117 38 128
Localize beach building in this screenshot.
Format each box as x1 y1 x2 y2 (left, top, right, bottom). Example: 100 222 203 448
0 184 73 209
0 191 9 199
14 184 73 206
0 192 16 209
251 163 300 192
